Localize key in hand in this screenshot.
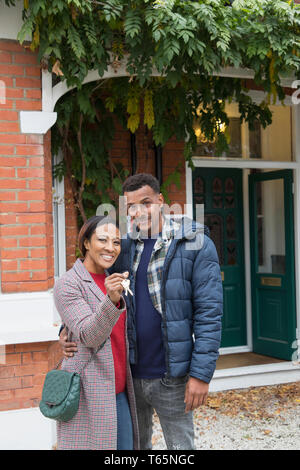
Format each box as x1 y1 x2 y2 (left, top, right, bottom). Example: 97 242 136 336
121 278 133 296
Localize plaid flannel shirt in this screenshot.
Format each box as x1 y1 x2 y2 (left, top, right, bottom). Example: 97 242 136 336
132 218 180 315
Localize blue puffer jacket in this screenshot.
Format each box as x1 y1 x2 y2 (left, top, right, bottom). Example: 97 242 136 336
112 217 223 384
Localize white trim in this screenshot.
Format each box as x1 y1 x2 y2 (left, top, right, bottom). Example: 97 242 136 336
242 169 253 350
190 158 299 169
0 407 56 450
52 152 66 282
210 361 300 392
292 105 300 360
20 111 57 134
219 346 251 355
0 291 60 345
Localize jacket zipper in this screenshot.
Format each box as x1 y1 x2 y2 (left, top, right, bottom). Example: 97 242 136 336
160 238 184 378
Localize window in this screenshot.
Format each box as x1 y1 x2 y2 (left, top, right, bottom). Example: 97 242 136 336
193 102 293 161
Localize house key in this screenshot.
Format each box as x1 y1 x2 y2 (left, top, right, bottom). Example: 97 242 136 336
121 278 133 296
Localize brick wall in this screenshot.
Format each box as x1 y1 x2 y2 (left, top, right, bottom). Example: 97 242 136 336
0 341 61 412
0 39 56 412
0 39 54 293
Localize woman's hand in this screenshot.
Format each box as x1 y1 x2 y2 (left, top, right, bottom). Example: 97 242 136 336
59 326 77 359
105 271 129 305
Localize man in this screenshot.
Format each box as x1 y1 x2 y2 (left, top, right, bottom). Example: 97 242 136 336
60 173 223 450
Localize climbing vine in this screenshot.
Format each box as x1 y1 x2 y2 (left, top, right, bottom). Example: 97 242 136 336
3 0 300 220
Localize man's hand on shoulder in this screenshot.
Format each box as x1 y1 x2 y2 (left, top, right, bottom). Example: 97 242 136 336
184 376 209 413
59 326 78 359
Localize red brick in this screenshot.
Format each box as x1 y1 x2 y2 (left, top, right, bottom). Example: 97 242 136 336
0 202 28 212
28 201 46 212
15 145 44 155
0 110 18 121
0 167 15 177
17 213 46 224
27 179 44 189
0 134 26 144
26 134 43 144
5 88 24 99
0 65 24 76
0 76 13 87
1 249 29 259
14 53 38 65
0 238 18 248
18 236 46 247
0 214 17 225
17 190 45 201
15 100 42 111
1 259 18 271
0 41 26 52
21 376 33 388
0 377 22 391
15 77 40 88
1 280 49 293
19 259 47 271
0 157 27 167
14 386 42 400
0 191 15 201
0 225 29 236
0 178 27 189
30 224 46 235
30 247 47 258
0 52 12 63
25 89 42 100
15 342 50 353
0 145 14 155
1 271 31 282
25 66 41 78
0 122 19 132
0 353 21 366
17 168 44 178
0 99 13 109
30 270 48 281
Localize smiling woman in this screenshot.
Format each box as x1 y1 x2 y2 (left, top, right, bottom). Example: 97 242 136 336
78 215 122 277
53 214 139 450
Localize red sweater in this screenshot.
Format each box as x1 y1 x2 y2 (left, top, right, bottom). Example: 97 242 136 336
89 272 127 394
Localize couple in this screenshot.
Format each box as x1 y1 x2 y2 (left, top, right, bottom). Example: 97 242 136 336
54 173 223 450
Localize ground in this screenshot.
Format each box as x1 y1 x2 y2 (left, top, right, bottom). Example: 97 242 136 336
152 382 300 450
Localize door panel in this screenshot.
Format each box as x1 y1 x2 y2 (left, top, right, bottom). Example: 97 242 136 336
193 168 247 348
249 170 296 360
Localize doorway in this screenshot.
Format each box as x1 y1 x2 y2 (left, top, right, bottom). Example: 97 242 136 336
249 170 297 360
192 168 247 348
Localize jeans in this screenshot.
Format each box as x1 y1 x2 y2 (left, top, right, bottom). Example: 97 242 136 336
116 392 134 450
133 376 194 450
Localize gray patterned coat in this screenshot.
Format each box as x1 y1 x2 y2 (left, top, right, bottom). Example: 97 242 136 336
53 258 139 450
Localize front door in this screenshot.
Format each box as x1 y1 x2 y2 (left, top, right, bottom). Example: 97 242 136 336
249 170 296 360
193 168 247 348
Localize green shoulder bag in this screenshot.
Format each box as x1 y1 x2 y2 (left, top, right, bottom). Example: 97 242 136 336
39 350 95 423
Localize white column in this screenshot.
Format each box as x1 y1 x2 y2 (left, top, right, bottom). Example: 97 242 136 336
291 104 300 359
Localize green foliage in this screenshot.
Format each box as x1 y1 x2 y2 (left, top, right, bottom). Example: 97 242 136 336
3 0 300 215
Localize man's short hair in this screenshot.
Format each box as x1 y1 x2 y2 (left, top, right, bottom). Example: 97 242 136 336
122 173 160 194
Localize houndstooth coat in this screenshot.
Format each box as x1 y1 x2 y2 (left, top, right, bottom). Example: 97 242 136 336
53 258 139 450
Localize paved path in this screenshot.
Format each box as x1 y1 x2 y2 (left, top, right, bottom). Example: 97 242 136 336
152 382 300 450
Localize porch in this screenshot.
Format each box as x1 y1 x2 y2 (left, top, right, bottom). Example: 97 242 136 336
211 352 300 392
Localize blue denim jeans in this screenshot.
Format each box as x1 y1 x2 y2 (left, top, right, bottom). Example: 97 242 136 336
133 376 194 450
116 392 134 450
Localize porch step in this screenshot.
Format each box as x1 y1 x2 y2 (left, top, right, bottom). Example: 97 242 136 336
210 361 300 392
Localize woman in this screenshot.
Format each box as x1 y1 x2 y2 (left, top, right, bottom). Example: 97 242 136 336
53 215 139 450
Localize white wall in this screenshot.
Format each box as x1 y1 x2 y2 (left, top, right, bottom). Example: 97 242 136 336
0 2 26 40
0 408 55 450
